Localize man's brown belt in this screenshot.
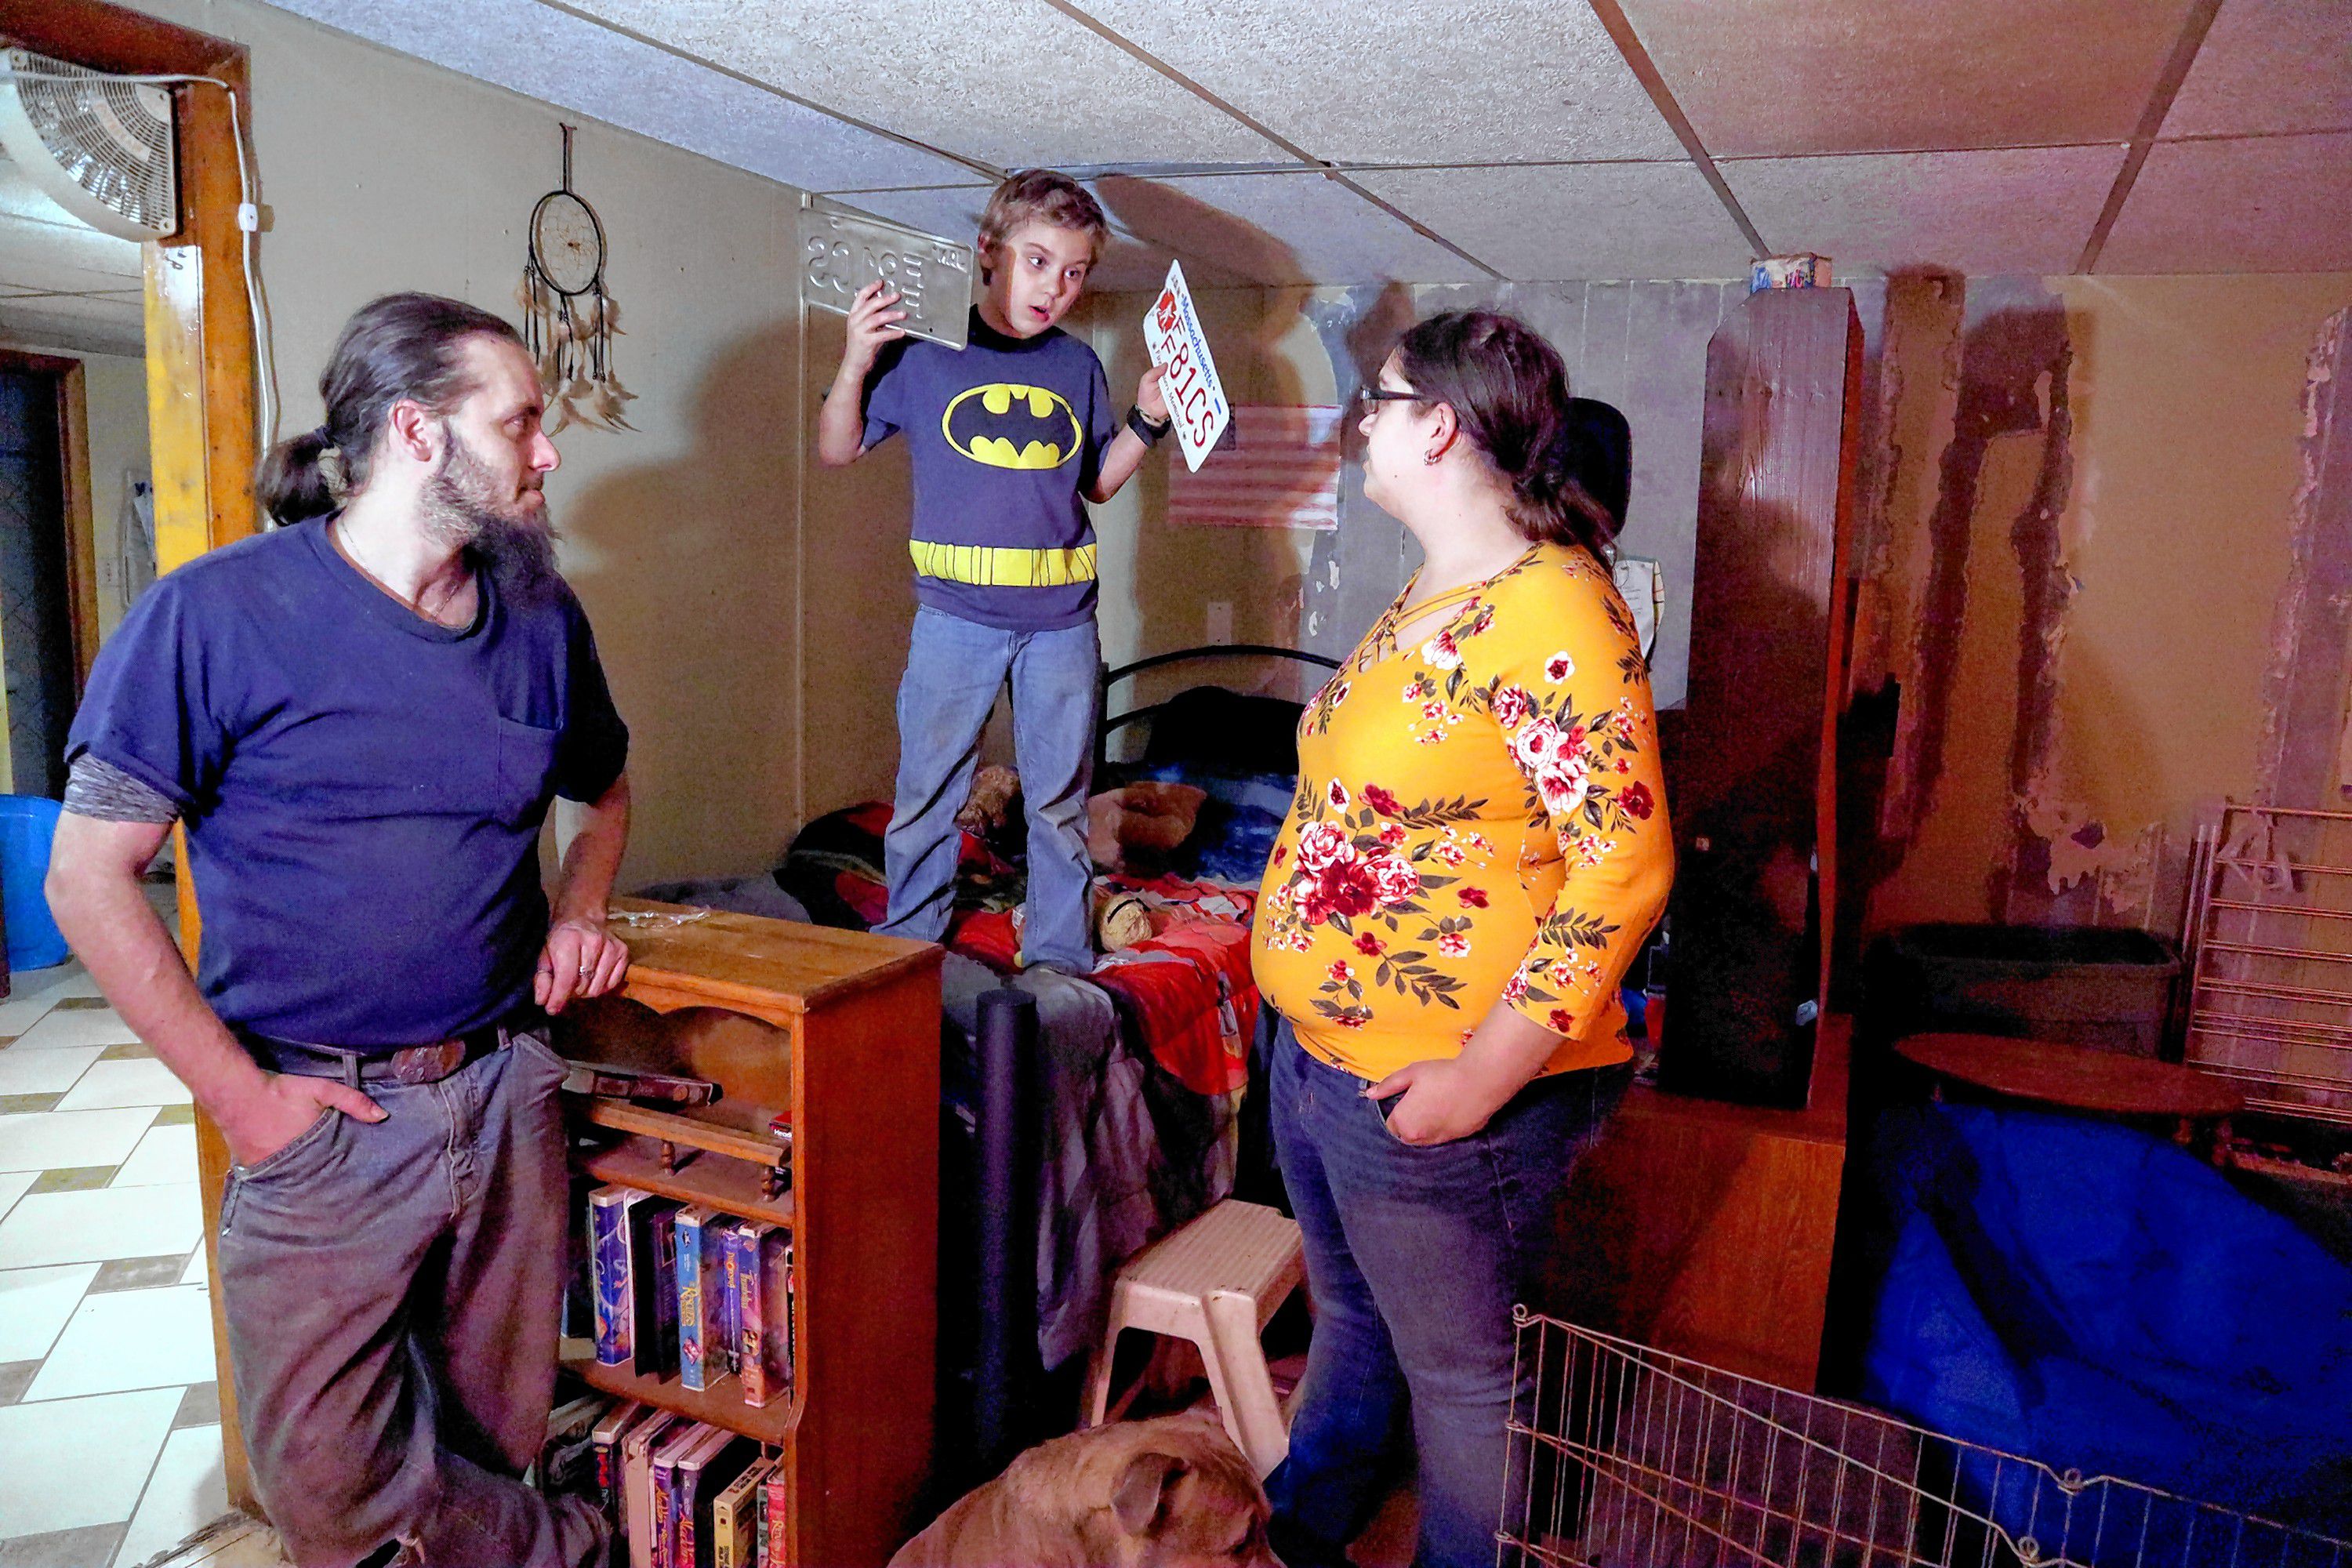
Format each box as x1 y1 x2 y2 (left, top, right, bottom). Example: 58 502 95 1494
241 1011 542 1089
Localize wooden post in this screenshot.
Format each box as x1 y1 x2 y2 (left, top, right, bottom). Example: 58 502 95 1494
1657 287 1864 1109
6 0 262 1514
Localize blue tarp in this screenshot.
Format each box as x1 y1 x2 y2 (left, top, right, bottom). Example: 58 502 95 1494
1859 1103 2352 1549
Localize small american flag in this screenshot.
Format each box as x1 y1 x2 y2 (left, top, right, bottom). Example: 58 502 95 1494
1167 405 1344 530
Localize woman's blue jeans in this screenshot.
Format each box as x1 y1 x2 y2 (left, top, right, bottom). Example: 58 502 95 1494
1266 1016 1625 1568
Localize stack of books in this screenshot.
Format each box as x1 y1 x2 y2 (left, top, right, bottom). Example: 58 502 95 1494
588 1188 796 1406
540 1392 787 1566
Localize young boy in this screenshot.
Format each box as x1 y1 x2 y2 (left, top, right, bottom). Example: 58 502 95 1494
818 170 1171 973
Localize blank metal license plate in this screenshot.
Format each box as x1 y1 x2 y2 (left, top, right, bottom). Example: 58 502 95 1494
799 202 973 350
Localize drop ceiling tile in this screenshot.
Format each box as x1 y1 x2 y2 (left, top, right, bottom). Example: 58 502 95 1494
821 187 995 246
2163 0 2352 139
0 258 147 298
0 169 144 277
0 224 143 282
554 1 1289 169
1062 0 1682 164
1353 163 1750 281
1724 146 2124 276
1095 173 1486 285
2098 132 2352 273
1617 0 2199 155
260 0 979 192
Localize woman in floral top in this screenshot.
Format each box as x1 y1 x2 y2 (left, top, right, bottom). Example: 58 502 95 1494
1251 311 1671 1568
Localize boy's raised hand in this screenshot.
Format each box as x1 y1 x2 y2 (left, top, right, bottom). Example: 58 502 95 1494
843 280 908 370
1137 362 1170 423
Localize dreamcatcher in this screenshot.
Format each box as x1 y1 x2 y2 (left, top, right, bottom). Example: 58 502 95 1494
517 125 635 434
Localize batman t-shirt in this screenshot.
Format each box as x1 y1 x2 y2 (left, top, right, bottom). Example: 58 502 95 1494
861 309 1119 631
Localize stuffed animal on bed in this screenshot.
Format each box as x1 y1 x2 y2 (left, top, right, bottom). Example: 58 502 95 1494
955 764 1025 849
1009 883 1159 959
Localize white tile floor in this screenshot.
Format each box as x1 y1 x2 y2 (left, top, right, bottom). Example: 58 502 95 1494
0 956 231 1568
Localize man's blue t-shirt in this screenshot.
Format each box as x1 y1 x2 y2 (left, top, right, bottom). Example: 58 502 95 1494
862 310 1118 632
66 521 629 1050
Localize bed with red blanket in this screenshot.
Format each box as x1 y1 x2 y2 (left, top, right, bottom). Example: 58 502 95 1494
785 799 1261 1096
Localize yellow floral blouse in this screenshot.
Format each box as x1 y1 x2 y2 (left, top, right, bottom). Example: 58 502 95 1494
1251 542 1673 1083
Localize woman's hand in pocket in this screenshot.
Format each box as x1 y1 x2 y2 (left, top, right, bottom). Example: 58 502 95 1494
1365 1055 1515 1146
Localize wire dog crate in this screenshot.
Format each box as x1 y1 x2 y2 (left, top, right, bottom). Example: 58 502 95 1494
1501 1313 2350 1568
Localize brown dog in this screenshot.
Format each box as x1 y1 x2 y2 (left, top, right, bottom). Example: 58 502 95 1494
888 1413 1279 1567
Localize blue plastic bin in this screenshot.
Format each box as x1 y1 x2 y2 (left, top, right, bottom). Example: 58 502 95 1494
0 795 69 972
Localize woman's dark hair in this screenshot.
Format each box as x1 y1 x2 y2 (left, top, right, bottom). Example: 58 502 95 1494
256 292 525 525
1392 309 1620 557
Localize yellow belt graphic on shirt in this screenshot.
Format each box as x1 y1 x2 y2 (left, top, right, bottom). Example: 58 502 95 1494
909 540 1098 587
942 383 1082 470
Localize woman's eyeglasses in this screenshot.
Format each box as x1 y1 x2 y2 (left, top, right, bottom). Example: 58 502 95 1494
1356 384 1419 410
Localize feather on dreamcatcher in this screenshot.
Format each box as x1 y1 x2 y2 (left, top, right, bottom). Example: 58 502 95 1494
518 125 636 434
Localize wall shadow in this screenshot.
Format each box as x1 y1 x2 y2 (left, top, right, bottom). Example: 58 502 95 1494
555 318 804 884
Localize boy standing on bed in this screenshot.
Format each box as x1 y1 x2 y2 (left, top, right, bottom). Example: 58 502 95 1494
817 170 1171 973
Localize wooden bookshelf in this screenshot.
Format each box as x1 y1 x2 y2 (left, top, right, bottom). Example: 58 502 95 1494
556 899 942 1567
577 1132 795 1229
563 1352 801 1447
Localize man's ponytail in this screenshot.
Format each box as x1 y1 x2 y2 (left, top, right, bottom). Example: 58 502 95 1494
256 424 345 525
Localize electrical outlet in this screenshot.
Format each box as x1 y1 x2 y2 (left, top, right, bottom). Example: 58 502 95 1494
1206 600 1233 646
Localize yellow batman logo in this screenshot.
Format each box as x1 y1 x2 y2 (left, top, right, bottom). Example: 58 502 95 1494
943 383 1082 470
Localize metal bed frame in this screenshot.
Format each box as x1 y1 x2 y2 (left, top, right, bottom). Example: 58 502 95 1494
1094 643 1341 773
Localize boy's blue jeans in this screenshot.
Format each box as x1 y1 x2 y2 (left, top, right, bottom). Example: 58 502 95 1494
1265 1016 1627 1568
878 607 1098 973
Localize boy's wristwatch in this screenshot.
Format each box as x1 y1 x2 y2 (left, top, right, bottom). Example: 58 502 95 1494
1127 405 1173 445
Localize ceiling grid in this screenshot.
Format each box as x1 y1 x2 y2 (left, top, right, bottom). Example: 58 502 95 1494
2075 0 2230 273
11 0 2342 303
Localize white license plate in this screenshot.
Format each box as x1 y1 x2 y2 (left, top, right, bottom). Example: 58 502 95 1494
798 201 973 350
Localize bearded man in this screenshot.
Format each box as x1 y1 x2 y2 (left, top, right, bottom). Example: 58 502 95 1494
48 293 630 1567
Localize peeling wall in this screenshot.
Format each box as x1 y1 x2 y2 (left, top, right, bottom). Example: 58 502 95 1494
1864 273 2352 935
2255 306 2352 807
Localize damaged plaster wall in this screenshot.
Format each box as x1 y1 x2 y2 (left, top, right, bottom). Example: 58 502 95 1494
2255 305 2352 808
1073 278 1738 747
1864 273 2352 935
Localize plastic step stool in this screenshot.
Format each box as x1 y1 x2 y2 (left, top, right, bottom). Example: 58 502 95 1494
1080 1198 1305 1479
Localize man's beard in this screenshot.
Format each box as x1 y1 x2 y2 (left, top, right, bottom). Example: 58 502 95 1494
420 429 561 597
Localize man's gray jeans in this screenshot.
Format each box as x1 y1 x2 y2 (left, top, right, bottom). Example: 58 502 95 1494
217 1029 605 1567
